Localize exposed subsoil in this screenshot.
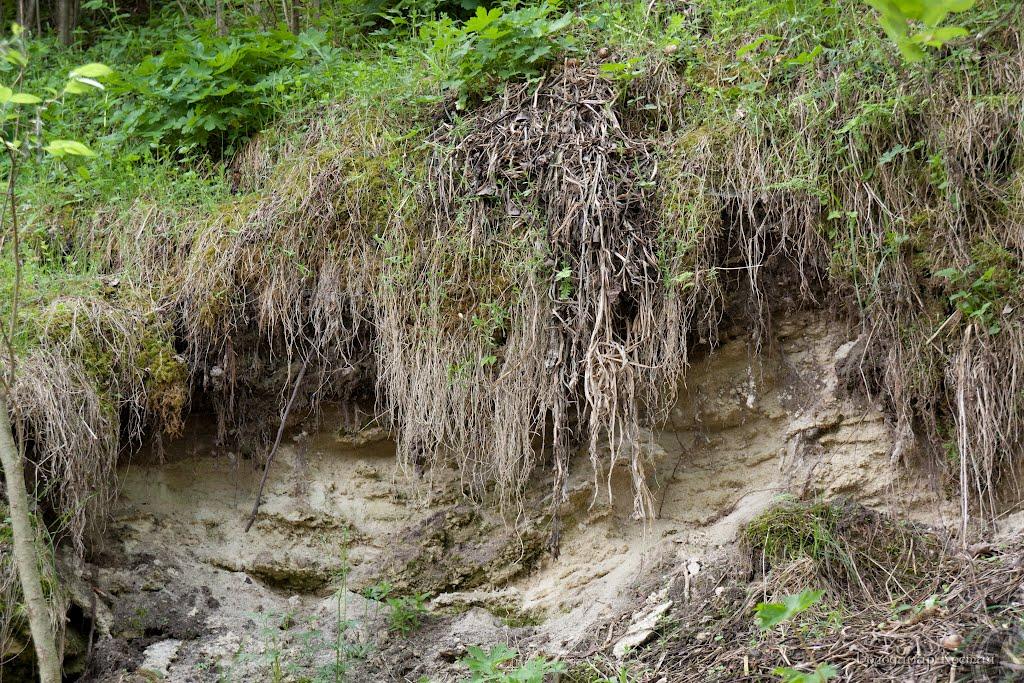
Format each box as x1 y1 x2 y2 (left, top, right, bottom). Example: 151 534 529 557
77 312 964 682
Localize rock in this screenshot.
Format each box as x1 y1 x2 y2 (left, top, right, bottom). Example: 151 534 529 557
335 426 389 449
198 631 242 667
431 588 522 613
139 639 181 678
613 599 673 659
968 542 995 558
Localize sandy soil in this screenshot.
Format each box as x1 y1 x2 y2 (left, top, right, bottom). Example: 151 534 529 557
79 313 955 682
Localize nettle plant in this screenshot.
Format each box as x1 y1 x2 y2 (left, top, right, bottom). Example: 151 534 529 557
0 26 111 160
428 1 576 108
864 0 976 61
755 589 838 683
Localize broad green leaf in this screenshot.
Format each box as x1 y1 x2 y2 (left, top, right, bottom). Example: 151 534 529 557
64 76 105 95
773 663 839 683
70 63 113 79
63 80 91 95
8 93 40 104
755 589 824 629
4 49 27 67
465 6 502 33
43 139 97 157
0 86 11 103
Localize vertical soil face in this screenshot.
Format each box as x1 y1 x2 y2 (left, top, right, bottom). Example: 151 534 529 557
80 311 953 681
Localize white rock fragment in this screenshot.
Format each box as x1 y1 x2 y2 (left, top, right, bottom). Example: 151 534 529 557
613 599 673 659
139 639 182 678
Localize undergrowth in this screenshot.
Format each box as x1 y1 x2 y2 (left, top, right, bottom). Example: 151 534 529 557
639 498 1024 681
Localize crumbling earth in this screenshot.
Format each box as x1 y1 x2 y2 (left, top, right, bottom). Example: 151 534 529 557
78 313 970 681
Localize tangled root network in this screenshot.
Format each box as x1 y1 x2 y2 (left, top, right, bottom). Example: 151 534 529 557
376 66 711 527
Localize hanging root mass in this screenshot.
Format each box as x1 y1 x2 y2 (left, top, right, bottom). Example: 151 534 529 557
377 65 717 524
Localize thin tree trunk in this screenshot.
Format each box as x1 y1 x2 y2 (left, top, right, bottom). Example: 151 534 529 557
215 0 226 35
56 0 73 45
0 394 61 683
1 110 61 683
17 0 37 32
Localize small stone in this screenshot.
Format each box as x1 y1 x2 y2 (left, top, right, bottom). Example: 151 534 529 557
613 600 673 658
687 560 701 576
139 639 182 678
941 633 963 651
968 543 994 558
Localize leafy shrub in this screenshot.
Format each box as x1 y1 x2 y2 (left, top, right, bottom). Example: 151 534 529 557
348 0 484 28
386 592 429 634
429 1 577 107
460 644 564 682
755 589 823 630
863 0 975 61
112 22 333 154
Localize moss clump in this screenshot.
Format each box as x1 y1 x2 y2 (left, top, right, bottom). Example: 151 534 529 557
745 497 944 600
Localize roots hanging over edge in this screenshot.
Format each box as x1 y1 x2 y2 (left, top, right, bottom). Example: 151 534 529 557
375 66 721 525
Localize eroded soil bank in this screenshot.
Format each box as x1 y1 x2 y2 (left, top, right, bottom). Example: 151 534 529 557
76 312 1006 682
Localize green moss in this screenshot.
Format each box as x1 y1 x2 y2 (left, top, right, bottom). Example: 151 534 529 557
744 497 845 566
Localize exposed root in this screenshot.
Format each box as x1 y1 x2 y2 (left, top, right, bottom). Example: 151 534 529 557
376 65 708 521
5 295 185 552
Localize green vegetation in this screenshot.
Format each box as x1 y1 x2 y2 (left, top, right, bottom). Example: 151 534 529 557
0 0 1021 675
116 24 332 154
460 644 565 682
756 590 838 683
433 1 577 107
866 0 977 61
3 0 1020 551
386 592 429 635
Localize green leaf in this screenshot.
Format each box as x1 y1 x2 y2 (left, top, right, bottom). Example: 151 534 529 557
0 86 11 103
465 6 502 33
785 45 823 67
737 34 781 58
8 93 40 104
63 79 94 95
43 139 97 157
755 589 824 629
912 25 968 47
773 663 839 683
70 62 113 79
4 49 27 67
